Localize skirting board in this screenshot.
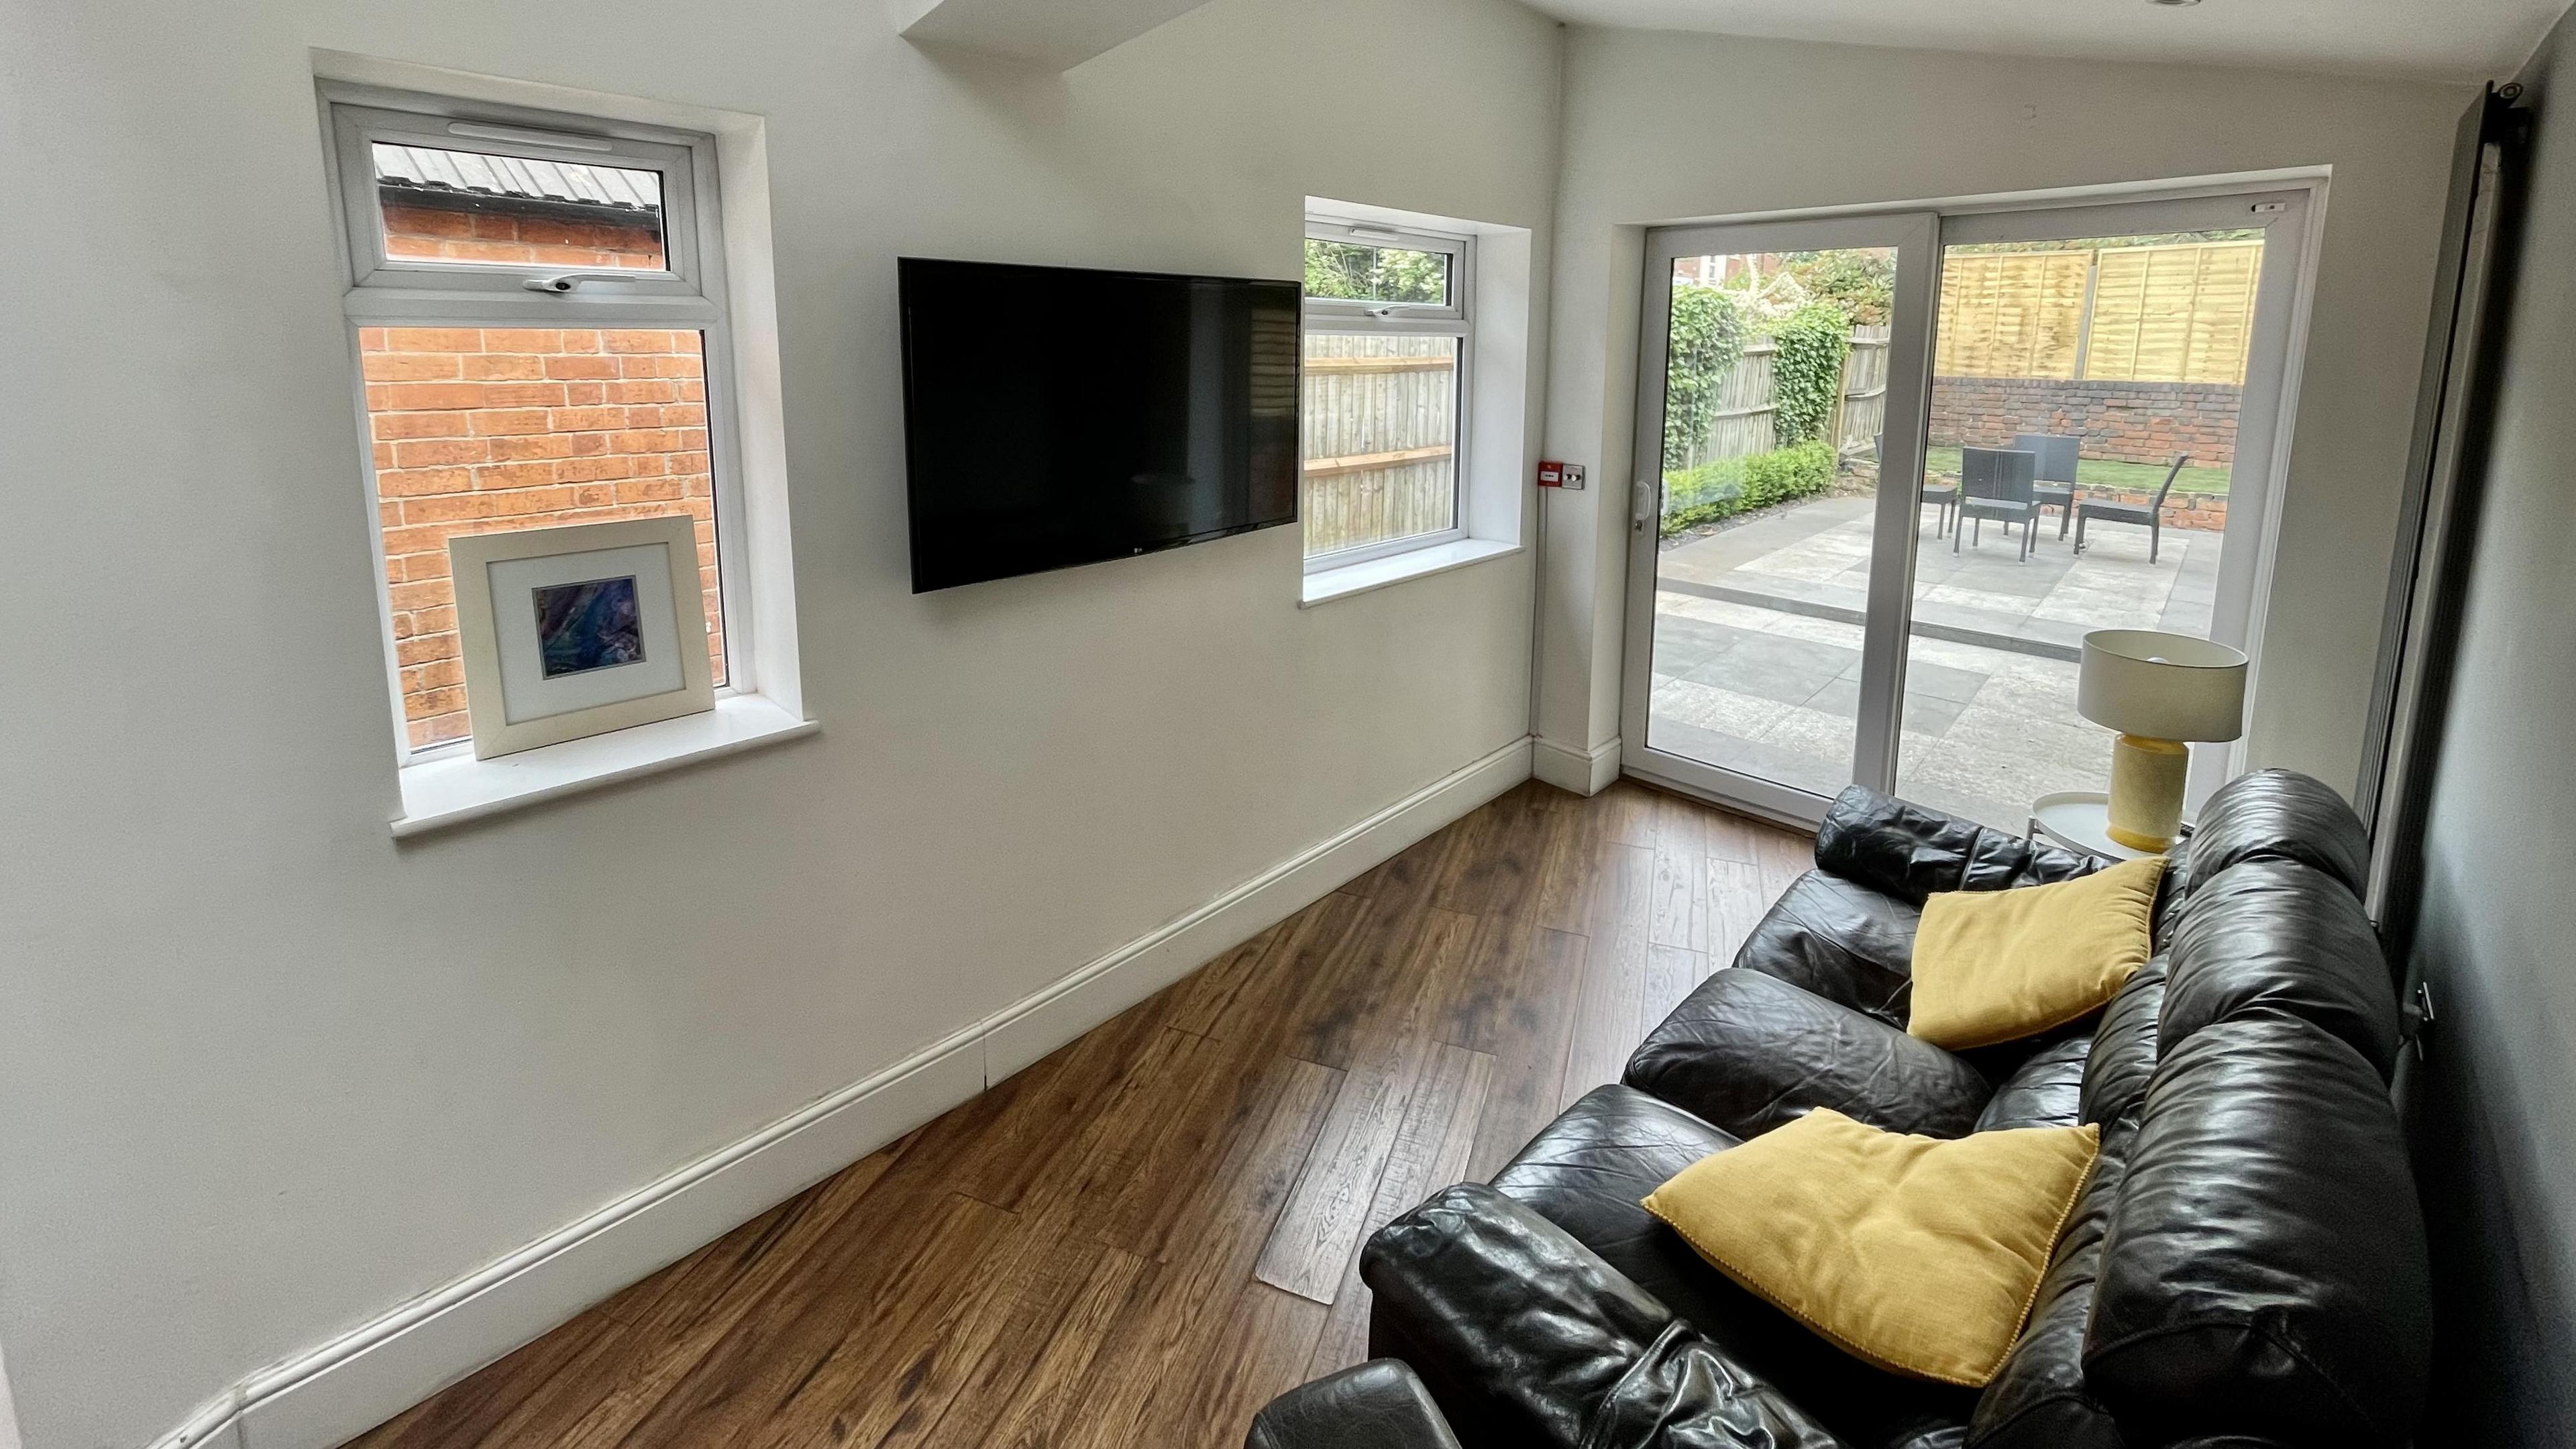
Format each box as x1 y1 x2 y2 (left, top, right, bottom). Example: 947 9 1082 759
151 733 1536 1449
1532 735 1619 796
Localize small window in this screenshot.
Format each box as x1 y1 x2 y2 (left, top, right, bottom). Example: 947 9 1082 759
325 87 743 754
1301 221 1472 566
372 144 669 272
1302 239 1452 309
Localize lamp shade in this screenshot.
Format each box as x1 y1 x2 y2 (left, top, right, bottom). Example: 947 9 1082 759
2077 630 2247 741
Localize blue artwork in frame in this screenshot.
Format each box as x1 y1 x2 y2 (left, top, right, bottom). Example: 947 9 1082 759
532 575 646 678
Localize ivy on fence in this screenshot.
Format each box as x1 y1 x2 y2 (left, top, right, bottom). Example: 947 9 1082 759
1662 286 1747 470
1764 301 1852 447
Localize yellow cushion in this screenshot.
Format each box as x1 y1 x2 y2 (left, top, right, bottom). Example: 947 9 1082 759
1907 855 2165 1050
1642 1109 2100 1387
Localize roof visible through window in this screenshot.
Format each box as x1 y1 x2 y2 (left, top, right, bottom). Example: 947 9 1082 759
372 143 667 270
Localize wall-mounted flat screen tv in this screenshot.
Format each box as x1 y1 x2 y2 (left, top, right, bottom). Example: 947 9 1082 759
898 257 1301 592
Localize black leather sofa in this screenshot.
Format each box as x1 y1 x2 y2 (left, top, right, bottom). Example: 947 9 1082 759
1247 769 2432 1449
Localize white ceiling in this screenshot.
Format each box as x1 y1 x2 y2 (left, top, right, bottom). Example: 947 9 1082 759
1520 0 2565 82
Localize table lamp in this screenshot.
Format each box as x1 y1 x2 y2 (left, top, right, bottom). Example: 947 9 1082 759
2076 629 2249 852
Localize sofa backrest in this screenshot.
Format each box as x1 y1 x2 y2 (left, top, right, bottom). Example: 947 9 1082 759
2082 1016 2431 1445
1974 769 2428 1449
1815 785 2190 945
2161 859 2403 1080
1815 786 2098 906
2181 767 2371 904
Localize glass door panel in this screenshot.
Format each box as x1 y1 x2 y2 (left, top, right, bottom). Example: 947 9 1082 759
1892 195 2306 826
1623 215 1936 824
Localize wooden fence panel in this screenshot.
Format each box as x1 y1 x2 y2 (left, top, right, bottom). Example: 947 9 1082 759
1301 333 1458 555
1688 343 1776 468
1674 329 1891 468
1839 325 1889 456
1935 252 2090 379
2082 241 2261 384
1933 239 2263 386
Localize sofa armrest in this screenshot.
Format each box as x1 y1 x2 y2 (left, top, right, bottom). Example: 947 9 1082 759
1246 1360 1461 1449
1625 967 1992 1140
1815 786 2097 907
1362 1183 1847 1449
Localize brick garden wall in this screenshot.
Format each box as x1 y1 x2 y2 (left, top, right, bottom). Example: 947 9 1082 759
381 201 665 270
363 201 715 750
364 325 718 749
1930 375 2241 468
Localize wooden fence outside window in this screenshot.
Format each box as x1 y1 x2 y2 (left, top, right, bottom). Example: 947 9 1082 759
1301 333 1459 557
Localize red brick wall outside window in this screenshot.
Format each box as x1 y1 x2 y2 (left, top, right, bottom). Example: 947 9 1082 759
380 201 667 271
363 203 720 751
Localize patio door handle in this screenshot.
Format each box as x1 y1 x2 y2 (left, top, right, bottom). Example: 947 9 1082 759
1633 478 1661 533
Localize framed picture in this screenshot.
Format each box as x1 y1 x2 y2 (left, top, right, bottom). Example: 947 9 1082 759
449 517 716 759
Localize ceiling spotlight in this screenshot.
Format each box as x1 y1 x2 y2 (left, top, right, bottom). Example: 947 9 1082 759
2147 0 2203 6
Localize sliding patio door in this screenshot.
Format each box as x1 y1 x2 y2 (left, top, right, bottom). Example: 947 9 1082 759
1622 190 2312 830
1888 191 2310 826
1619 213 1939 826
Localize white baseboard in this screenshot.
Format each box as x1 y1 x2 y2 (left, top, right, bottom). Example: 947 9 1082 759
982 734 1534 1081
154 734 1535 1449
1532 735 1619 796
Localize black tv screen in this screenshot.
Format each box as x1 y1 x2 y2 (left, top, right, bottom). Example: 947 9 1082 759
899 257 1302 592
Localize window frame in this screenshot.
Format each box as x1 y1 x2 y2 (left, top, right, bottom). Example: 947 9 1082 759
318 82 753 764
1301 217 1474 572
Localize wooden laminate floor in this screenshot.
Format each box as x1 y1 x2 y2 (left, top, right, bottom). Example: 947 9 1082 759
344 778 1807 1449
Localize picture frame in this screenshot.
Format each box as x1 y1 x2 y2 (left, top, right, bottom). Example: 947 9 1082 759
449 516 716 759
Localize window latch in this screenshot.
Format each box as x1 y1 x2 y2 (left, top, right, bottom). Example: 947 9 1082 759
521 273 628 294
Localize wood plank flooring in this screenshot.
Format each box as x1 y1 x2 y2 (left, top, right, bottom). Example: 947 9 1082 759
343 778 1804 1449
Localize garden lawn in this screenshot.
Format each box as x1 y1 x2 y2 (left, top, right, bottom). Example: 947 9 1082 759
1923 446 2231 496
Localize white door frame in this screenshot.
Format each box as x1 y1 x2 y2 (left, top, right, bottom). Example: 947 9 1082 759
1619 211 1939 830
1619 183 2320 826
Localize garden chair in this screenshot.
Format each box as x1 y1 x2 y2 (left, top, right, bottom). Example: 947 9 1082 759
1883 433 1957 536
1956 446 2042 561
2074 454 2192 563
2012 431 2083 539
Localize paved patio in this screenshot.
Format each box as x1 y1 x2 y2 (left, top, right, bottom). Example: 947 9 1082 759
1646 494 2225 829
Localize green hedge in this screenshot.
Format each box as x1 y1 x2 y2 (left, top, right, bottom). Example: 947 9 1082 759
1660 440 1837 539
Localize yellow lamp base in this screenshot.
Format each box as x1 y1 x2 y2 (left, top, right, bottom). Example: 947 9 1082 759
2104 733 2189 853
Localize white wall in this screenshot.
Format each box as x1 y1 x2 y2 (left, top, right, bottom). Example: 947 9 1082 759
1534 28 2471 798
0 0 1562 1443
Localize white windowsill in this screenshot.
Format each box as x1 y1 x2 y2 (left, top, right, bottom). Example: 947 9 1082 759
1300 538 1522 608
393 694 818 839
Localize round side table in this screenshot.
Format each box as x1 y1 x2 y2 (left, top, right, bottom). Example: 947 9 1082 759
2025 791 2190 863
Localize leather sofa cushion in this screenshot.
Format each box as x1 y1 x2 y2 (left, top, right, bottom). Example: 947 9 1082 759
1360 1184 1849 1449
1815 786 2100 906
1736 869 1922 1024
1361 1181 1671 1445
2182 767 2369 901
1974 1036 2090 1133
1489 1085 1978 1449
1626 967 1993 1140
1966 1140 2131 1449
2084 1017 2432 1445
2078 955 2167 1131
1588 1320 1851 1449
2161 860 2402 1079
1244 1360 1461 1449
